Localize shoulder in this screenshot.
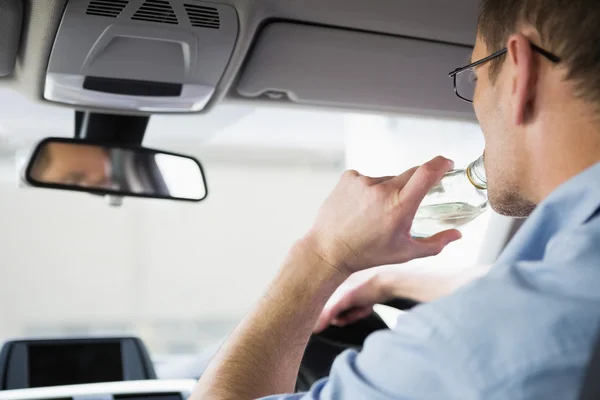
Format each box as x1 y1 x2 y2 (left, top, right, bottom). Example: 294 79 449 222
544 211 600 263
419 244 600 396
349 218 600 399
292 255 600 400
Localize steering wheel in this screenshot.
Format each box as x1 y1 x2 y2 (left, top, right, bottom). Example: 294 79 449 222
295 298 420 392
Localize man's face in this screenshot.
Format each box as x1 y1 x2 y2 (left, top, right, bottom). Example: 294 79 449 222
39 143 112 188
472 34 537 218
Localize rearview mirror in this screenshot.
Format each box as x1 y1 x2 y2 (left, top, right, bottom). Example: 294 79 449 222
25 138 208 202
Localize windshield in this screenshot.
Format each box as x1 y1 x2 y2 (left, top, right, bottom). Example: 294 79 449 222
0 89 491 360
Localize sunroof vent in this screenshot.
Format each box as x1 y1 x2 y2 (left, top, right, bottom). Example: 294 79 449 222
86 0 129 18
132 0 178 25
184 3 220 29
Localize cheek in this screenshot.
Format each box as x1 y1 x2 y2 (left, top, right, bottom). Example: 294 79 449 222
474 93 503 184
475 82 508 149
474 100 493 147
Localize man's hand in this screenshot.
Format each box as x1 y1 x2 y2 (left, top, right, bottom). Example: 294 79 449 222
314 264 493 333
314 270 390 333
307 156 462 276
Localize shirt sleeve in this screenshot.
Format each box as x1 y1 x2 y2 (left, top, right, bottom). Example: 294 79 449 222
258 306 474 400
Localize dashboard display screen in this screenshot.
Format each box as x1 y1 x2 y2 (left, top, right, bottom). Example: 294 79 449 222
28 342 123 387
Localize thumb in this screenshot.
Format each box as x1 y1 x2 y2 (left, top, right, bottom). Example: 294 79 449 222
314 307 336 333
332 306 374 327
315 299 349 333
410 229 462 259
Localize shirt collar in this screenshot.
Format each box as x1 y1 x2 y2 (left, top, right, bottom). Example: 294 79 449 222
540 161 600 226
497 161 600 264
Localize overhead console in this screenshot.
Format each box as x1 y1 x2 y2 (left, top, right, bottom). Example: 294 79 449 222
0 0 23 77
44 0 239 112
236 23 475 119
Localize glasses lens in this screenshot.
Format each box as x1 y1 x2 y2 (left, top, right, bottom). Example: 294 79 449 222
455 69 477 102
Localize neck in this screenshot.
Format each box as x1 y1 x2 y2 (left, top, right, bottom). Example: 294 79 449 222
531 116 600 203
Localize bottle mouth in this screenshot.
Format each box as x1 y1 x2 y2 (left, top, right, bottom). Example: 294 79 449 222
467 158 487 190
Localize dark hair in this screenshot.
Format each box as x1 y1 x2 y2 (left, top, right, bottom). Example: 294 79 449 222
478 0 600 107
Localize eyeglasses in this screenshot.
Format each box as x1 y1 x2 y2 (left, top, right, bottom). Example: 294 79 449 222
449 43 562 103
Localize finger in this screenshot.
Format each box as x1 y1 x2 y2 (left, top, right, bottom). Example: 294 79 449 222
398 157 454 212
334 306 372 322
332 307 374 326
314 306 338 333
365 176 396 185
314 301 352 333
343 169 361 178
342 171 396 187
336 304 365 319
381 166 419 189
314 317 330 333
410 229 462 259
315 301 370 333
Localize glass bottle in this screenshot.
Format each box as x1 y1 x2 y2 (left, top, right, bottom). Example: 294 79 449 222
411 155 488 238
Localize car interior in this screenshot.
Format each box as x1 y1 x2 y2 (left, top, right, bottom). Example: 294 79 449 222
1 0 599 399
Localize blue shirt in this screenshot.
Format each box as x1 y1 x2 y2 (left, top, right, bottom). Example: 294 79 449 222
262 162 600 400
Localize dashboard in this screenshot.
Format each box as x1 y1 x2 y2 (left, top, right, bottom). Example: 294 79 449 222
0 337 194 400
0 379 196 400
0 313 398 398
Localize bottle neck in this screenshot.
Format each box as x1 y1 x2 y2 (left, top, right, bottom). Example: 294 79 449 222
467 156 487 190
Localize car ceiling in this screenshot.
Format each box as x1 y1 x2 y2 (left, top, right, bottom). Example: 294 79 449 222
0 0 479 117
0 92 346 168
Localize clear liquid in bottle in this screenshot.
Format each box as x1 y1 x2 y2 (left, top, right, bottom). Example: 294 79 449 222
411 155 488 238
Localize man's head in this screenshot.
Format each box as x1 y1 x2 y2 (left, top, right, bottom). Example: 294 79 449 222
472 0 600 217
30 142 111 188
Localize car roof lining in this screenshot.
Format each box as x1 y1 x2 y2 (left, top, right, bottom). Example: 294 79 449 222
2 0 479 117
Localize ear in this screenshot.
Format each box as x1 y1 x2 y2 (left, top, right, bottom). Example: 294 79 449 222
506 34 538 125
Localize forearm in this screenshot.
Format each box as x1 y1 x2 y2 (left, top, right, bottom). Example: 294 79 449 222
377 264 492 303
192 238 348 400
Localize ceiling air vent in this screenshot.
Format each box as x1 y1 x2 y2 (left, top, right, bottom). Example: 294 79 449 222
86 0 129 18
132 0 178 25
184 4 220 29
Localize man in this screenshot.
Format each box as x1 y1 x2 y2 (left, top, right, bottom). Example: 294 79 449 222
29 141 167 195
192 0 600 398
30 142 113 188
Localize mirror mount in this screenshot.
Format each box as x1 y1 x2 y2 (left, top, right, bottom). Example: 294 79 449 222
74 111 148 146
106 195 124 208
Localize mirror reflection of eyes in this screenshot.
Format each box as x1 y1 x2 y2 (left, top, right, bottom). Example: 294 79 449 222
61 172 111 187
62 172 86 186
26 139 208 202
